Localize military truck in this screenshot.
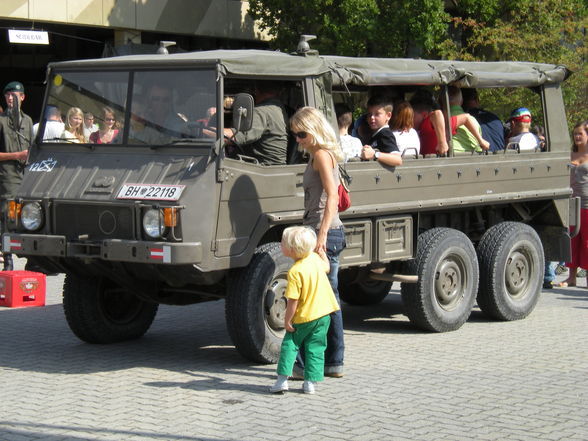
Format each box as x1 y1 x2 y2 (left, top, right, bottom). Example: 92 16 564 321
2 45 574 363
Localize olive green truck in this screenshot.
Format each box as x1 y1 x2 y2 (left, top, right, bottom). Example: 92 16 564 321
3 47 574 363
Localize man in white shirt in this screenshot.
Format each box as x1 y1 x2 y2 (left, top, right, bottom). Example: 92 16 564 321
33 105 64 142
506 107 540 152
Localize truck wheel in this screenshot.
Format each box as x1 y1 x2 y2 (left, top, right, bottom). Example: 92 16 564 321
338 268 392 306
62 274 158 344
401 228 478 332
476 222 543 321
225 242 293 364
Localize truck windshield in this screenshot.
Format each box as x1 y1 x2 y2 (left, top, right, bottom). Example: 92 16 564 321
41 69 217 146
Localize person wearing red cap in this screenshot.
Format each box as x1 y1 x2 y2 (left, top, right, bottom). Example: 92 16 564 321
506 107 540 152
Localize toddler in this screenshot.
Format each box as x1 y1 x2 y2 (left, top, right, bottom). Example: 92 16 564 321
270 226 340 395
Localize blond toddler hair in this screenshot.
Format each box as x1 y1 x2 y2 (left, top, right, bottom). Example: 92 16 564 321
282 226 317 259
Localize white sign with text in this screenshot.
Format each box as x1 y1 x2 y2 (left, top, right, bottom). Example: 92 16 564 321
8 29 49 45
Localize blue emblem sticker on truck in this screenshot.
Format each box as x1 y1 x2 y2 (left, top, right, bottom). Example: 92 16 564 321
116 184 185 201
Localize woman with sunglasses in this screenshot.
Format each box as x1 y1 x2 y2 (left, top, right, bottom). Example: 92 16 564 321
289 106 346 379
89 107 119 144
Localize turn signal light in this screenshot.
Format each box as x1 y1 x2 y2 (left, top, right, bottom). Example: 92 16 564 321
8 201 22 222
163 207 178 227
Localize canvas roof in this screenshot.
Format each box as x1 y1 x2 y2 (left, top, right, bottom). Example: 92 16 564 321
50 49 571 87
324 56 571 88
49 50 331 79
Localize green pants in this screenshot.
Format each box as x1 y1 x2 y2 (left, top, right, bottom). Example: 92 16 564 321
277 315 331 382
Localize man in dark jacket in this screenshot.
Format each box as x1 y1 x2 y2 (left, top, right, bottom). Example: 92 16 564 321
462 88 505 153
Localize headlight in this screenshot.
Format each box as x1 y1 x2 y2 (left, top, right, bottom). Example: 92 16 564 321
21 202 44 231
143 208 165 239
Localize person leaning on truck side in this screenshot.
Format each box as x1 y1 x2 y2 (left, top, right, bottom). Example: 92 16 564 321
335 103 362 162
289 106 346 378
559 121 588 288
223 81 288 166
410 93 453 156
506 108 541 151
448 86 487 153
461 88 505 152
390 100 420 156
360 96 403 167
411 91 490 156
0 81 33 271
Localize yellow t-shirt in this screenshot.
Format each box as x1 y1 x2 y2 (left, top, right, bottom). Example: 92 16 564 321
285 252 340 324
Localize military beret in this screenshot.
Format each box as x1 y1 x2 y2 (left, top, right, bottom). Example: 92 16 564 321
3 81 25 94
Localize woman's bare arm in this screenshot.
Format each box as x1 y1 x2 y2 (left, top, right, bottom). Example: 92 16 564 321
314 148 339 253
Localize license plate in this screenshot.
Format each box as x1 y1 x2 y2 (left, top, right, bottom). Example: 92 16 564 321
116 184 185 201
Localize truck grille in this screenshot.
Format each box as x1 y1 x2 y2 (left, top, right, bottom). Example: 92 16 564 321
54 203 135 241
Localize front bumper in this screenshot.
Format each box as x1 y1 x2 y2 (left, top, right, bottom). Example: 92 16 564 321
2 234 202 264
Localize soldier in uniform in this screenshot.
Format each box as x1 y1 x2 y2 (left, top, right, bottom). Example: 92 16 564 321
0 81 33 271
223 81 288 166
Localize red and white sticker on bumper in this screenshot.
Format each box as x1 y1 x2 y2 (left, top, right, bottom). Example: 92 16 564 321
149 246 171 263
2 236 21 252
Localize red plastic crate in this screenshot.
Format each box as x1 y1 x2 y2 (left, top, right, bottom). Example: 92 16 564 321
0 271 46 308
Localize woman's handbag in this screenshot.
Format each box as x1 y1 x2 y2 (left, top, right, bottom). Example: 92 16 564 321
338 164 351 212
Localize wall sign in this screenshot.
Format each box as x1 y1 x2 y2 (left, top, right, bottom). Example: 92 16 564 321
8 29 49 45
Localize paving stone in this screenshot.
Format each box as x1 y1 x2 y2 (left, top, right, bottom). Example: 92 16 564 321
1 259 587 440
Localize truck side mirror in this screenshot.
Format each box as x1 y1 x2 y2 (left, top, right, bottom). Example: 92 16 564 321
232 93 254 133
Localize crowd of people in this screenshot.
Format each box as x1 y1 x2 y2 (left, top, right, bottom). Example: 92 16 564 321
334 87 548 162
32 104 121 145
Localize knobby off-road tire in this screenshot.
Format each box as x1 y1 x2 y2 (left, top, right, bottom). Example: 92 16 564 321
225 242 293 364
339 268 392 306
476 222 543 321
62 274 158 344
401 228 479 332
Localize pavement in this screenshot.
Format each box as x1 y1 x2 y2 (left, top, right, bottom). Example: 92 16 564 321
0 258 587 441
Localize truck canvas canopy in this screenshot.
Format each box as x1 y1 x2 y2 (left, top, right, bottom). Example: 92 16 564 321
324 56 571 88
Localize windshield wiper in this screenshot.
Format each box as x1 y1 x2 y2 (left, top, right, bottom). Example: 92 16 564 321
155 138 214 148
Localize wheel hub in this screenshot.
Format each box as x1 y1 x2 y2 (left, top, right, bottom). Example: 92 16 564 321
264 278 288 331
435 257 464 311
505 250 530 298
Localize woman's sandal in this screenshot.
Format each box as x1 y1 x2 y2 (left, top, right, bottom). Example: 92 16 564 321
556 281 576 288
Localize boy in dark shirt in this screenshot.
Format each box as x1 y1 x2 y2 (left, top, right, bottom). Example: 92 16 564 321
360 96 402 167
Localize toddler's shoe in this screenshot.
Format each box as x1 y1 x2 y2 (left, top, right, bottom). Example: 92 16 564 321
303 380 316 394
269 375 289 394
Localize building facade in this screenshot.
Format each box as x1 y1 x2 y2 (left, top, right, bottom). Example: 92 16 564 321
0 0 268 119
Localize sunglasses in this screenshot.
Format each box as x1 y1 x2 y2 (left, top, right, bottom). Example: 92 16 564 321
293 131 308 139
105 118 115 122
